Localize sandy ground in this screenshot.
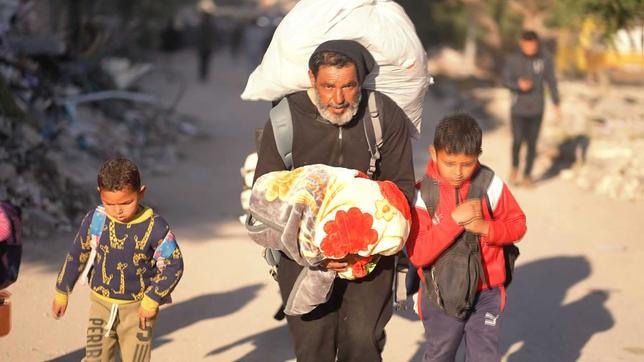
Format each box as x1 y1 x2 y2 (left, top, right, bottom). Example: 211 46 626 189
1 51 643 362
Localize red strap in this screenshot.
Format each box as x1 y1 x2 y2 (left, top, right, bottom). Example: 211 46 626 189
500 286 507 312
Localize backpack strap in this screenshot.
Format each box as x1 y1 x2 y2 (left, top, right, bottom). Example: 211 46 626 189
467 165 495 201
469 165 520 287
420 166 495 227
363 91 383 179
465 166 495 286
269 97 294 170
261 98 293 286
270 92 383 176
79 205 107 285
153 230 178 267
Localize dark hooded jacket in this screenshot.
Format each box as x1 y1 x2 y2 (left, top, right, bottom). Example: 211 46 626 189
502 49 560 117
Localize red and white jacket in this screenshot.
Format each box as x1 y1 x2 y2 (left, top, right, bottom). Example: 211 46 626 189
406 160 527 293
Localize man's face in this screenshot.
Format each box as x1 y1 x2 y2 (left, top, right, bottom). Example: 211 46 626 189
519 39 539 57
309 64 361 125
430 147 479 187
99 186 145 223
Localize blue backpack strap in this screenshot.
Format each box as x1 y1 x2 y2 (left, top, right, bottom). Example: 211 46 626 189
270 97 294 170
89 205 107 240
154 230 178 261
79 205 107 285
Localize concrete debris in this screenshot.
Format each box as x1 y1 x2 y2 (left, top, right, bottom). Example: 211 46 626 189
472 80 644 202
1 55 201 237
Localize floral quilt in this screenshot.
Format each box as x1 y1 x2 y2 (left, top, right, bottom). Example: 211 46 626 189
247 164 410 315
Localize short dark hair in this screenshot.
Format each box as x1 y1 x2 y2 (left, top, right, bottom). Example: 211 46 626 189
521 30 539 42
433 113 482 155
97 158 141 191
309 51 356 78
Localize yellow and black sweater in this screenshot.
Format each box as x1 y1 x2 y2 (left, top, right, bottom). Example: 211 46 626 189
54 206 183 311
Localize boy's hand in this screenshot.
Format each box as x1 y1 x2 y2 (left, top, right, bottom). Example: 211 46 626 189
451 199 483 225
518 78 533 92
138 306 157 330
51 300 67 319
463 218 490 235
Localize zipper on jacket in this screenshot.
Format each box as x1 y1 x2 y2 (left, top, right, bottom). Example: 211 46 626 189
455 187 460 206
338 127 343 166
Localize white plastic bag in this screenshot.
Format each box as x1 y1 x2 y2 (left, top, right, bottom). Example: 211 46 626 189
241 0 429 136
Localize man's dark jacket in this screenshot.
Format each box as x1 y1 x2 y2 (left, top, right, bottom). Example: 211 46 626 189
502 49 560 117
254 90 415 204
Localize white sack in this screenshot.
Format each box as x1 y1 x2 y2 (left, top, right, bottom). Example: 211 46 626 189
241 0 429 136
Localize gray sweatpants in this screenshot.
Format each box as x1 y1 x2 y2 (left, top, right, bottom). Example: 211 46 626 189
420 287 504 362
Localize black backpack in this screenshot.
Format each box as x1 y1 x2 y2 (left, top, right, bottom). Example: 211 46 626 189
0 201 22 290
419 166 519 319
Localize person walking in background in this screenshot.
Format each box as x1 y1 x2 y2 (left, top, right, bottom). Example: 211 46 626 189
503 30 561 187
196 5 218 81
242 0 283 71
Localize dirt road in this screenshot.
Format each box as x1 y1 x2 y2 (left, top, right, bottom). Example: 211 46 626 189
1 51 642 362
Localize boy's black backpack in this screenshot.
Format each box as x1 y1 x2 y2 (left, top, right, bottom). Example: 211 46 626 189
0 201 22 290
419 165 519 320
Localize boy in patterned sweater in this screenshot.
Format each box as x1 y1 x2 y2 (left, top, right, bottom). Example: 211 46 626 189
52 158 184 362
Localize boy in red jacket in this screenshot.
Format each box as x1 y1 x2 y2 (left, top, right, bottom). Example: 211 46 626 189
407 113 526 362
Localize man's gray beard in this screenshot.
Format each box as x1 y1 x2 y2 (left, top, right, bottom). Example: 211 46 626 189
312 89 362 126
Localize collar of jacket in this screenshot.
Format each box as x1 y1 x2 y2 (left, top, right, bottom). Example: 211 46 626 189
104 206 153 225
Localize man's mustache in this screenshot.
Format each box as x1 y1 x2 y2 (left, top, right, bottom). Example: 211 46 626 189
328 101 350 109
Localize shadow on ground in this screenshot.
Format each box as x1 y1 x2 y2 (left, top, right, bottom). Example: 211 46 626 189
538 135 591 183
206 324 294 361
405 256 613 361
502 255 613 361
47 284 263 361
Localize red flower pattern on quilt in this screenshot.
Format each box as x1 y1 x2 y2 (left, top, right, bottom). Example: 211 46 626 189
320 207 378 258
377 181 411 220
350 256 374 278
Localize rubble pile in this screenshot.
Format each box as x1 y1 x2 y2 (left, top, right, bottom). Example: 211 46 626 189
472 81 644 201
1 56 200 237
0 113 94 237
555 82 644 201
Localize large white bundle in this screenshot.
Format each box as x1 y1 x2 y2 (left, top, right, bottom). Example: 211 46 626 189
241 0 429 136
